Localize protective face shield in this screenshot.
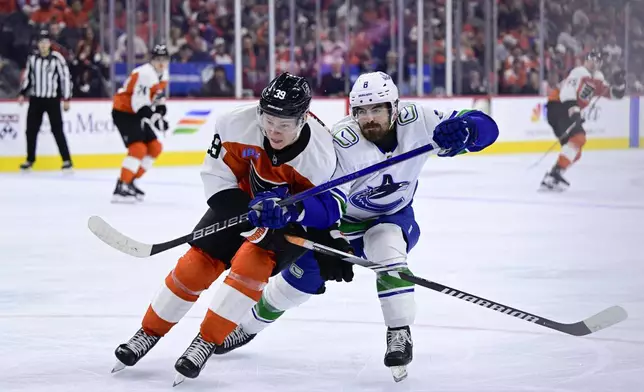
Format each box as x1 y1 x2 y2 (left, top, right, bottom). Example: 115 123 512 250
352 104 392 143
349 72 399 142
257 109 307 150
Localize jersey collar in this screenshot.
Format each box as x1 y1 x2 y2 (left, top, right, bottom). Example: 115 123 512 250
263 123 311 166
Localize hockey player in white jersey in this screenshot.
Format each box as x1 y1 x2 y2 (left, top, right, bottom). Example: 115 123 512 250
110 73 344 385
213 71 499 382
541 49 626 191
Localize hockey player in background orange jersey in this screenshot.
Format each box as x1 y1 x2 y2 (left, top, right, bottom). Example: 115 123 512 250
111 44 170 202
540 50 626 191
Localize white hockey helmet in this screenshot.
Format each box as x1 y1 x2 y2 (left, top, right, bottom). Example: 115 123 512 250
349 71 400 128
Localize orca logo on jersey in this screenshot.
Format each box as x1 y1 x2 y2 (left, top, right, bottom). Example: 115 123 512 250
349 174 410 213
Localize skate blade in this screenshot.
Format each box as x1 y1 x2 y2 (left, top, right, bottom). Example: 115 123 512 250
538 184 566 193
111 195 138 204
390 366 408 382
111 360 126 373
173 373 186 387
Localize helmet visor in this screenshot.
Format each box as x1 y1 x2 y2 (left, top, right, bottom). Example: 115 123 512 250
258 110 302 135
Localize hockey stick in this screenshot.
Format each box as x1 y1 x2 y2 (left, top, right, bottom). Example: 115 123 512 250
87 141 437 258
285 235 628 337
528 96 601 170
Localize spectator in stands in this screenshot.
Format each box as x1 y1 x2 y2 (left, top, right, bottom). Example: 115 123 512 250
463 70 487 95
167 23 186 56
0 0 17 14
318 58 345 97
0 55 20 98
64 0 88 29
185 22 207 54
171 43 208 63
114 34 148 61
200 65 233 97
521 70 540 94
73 67 103 97
211 37 232 64
30 0 64 26
557 23 582 55
502 58 527 94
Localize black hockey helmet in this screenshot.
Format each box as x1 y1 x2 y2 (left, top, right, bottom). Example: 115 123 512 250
259 72 312 120
37 29 51 41
587 49 606 62
151 44 170 59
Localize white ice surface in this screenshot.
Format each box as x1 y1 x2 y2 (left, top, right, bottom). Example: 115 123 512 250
1 150 643 392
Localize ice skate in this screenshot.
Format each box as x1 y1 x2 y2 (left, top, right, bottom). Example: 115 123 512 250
384 326 413 382
112 328 161 373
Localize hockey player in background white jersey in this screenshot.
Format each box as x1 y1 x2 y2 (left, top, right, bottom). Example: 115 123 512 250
214 71 499 382
541 50 626 191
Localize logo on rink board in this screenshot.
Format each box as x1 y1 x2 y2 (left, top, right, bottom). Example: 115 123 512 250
174 109 211 135
0 113 18 140
531 103 547 122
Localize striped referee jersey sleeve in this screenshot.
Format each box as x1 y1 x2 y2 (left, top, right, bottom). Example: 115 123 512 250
53 51 72 100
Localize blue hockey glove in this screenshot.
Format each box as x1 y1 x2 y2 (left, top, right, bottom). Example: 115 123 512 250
433 115 478 157
248 188 301 229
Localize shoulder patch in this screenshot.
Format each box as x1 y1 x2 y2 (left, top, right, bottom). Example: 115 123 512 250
397 104 419 125
332 126 360 148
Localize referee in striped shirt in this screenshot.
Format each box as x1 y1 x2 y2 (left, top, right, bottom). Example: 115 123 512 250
18 29 73 171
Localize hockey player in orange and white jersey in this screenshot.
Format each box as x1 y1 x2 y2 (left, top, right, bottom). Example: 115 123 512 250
110 73 345 385
111 44 170 202
540 50 626 191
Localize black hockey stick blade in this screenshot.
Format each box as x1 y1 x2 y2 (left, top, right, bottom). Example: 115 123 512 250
284 235 628 337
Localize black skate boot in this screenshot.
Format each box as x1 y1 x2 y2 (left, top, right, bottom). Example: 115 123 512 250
173 333 217 386
111 179 138 203
130 180 145 201
61 160 73 171
539 166 570 192
214 325 256 355
19 160 33 171
384 326 413 382
112 328 161 372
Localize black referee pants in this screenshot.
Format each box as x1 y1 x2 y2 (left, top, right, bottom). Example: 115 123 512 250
25 97 71 163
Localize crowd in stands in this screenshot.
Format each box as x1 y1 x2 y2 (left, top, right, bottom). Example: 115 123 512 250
0 0 641 98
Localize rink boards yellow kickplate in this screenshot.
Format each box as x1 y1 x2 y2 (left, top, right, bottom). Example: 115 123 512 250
0 138 632 172
0 151 207 172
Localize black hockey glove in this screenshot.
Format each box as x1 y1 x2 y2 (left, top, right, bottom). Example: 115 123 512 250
567 105 584 126
308 226 354 283
155 104 168 116
612 69 626 86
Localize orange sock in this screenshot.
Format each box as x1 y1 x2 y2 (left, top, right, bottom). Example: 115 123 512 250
134 140 163 180
120 142 147 183
142 247 226 336
200 242 276 344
